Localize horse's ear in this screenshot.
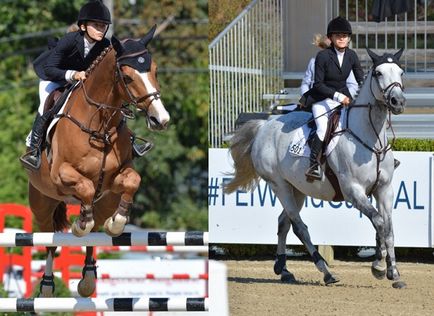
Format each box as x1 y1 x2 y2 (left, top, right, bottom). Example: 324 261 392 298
366 47 380 63
394 48 404 61
140 24 157 47
111 35 124 55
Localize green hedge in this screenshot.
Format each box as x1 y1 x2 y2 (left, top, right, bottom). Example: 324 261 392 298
392 138 434 151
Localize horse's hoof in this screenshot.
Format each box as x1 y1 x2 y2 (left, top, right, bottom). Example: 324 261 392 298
280 268 296 283
71 220 94 237
371 265 386 280
392 281 407 289
77 277 96 297
273 254 286 275
387 266 400 281
324 273 339 285
103 216 126 237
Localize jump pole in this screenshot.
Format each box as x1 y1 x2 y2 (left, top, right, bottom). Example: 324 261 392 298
0 231 208 247
0 297 208 312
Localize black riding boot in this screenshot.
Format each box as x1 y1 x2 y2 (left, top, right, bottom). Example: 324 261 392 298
131 135 153 158
305 134 323 182
20 113 49 170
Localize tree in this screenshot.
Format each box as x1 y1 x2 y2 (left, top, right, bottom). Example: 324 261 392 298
0 0 208 231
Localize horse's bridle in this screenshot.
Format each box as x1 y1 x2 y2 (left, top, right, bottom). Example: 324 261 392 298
115 50 161 112
371 67 404 110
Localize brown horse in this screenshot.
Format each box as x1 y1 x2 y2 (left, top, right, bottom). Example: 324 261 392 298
25 26 170 297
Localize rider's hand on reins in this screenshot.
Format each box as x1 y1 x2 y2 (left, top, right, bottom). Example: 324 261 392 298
73 71 87 82
341 96 351 107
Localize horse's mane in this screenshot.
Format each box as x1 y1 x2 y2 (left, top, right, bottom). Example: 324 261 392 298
84 45 113 77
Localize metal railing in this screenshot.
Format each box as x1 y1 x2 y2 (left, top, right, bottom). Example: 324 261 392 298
209 0 283 148
209 0 434 147
335 0 434 72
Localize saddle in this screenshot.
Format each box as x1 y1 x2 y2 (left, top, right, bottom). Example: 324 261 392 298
43 84 73 115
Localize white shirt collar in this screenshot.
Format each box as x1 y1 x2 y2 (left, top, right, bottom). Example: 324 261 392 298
84 37 96 58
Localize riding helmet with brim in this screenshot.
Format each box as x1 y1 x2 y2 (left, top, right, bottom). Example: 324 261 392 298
77 0 112 25
327 16 352 36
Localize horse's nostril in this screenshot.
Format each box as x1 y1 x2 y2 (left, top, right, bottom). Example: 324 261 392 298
391 97 397 105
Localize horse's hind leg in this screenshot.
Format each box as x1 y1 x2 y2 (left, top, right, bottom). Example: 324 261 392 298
274 209 295 282
39 247 57 297
271 180 338 285
29 184 62 296
104 167 140 237
77 246 97 297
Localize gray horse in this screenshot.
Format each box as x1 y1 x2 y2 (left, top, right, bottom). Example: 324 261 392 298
225 48 406 288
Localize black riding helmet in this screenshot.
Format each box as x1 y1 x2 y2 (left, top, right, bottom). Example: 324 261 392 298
327 16 352 36
77 0 112 26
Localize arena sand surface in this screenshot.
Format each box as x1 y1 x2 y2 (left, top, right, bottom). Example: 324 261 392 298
225 259 434 316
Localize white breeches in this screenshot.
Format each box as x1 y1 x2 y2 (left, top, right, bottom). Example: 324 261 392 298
311 98 341 141
38 80 62 115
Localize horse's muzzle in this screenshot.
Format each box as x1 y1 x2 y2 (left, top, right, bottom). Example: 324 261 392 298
389 95 406 114
148 115 170 130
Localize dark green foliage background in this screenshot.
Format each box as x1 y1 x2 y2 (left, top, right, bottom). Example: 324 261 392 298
0 0 208 231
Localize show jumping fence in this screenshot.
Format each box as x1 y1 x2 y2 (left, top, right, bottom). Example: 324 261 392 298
0 231 209 247
0 204 212 313
0 297 208 312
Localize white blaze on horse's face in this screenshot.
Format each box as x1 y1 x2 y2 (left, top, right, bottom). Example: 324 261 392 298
373 63 406 114
136 70 170 130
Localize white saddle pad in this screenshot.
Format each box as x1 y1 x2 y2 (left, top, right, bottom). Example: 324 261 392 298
288 109 346 158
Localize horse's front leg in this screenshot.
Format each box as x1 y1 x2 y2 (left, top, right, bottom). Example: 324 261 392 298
56 162 95 237
104 167 141 236
371 232 387 280
39 247 56 297
374 184 401 282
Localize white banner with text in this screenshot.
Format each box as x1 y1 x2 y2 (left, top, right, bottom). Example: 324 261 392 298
209 149 433 247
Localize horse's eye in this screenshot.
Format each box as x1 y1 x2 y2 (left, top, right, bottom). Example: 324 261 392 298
123 75 133 84
375 71 382 77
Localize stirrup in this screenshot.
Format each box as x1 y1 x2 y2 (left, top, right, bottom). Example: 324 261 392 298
305 163 322 182
19 149 41 171
132 137 153 157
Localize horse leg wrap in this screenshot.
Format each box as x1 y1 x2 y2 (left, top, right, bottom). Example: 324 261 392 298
82 258 97 279
39 273 55 297
113 198 131 221
274 253 287 275
78 205 94 230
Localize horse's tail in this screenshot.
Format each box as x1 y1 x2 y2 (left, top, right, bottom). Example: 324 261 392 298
53 201 70 232
224 119 265 194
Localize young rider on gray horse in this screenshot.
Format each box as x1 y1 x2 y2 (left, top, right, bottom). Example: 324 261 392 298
21 0 150 171
302 16 364 181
